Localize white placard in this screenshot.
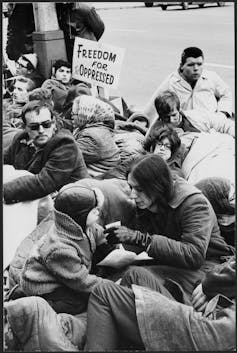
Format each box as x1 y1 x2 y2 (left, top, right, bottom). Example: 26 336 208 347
72 38 125 89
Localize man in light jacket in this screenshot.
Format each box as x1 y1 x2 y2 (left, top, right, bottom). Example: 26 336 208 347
144 47 233 123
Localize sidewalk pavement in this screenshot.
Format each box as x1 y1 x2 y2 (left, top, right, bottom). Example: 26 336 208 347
90 2 145 10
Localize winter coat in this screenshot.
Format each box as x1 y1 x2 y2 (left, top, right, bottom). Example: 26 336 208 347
4 99 25 128
6 3 35 61
114 121 146 162
20 207 107 296
56 3 105 62
42 79 71 113
3 129 89 203
184 109 235 137
132 256 235 351
4 296 86 351
73 114 120 177
3 120 23 150
135 177 233 269
8 178 136 291
144 69 232 122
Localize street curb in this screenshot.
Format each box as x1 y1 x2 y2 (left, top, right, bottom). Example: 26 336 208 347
95 4 145 11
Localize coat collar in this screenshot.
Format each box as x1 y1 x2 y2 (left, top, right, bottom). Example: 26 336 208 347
173 69 209 86
168 176 201 209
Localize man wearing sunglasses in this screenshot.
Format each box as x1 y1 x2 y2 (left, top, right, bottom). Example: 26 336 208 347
3 100 89 204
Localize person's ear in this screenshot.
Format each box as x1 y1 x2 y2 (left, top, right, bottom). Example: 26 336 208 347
179 62 183 72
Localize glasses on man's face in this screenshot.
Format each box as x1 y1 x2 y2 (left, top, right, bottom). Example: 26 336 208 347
27 120 53 131
156 142 171 150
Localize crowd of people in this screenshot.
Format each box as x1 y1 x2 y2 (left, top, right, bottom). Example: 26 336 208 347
3 3 236 351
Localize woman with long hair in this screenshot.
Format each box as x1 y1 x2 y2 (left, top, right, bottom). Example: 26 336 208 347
104 154 234 295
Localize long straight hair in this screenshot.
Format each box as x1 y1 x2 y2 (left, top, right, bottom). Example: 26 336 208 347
127 154 174 226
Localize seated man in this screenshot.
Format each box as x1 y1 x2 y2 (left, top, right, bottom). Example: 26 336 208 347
144 47 233 122
146 90 235 140
3 100 89 204
4 76 37 128
41 60 73 113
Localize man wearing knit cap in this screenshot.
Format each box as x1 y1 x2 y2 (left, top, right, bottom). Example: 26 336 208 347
18 184 113 314
15 53 44 87
144 47 233 123
3 100 89 204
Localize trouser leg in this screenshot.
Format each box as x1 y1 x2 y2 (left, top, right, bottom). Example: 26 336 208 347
121 266 175 299
85 281 144 351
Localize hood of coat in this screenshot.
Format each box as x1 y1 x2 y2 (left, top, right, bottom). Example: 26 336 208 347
72 95 115 130
53 208 85 242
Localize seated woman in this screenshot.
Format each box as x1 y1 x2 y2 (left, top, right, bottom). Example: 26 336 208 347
72 95 121 178
114 111 149 163
144 124 187 177
104 154 234 298
85 256 235 351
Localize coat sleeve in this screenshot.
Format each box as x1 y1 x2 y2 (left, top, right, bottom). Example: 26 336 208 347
4 144 13 165
147 194 215 269
209 112 235 137
212 72 232 116
75 134 102 164
44 246 105 293
3 137 83 203
84 6 105 40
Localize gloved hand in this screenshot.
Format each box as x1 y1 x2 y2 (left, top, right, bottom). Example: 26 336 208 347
104 226 137 245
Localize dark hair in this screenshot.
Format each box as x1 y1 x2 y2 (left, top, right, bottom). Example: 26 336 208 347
15 76 36 92
144 125 181 156
28 87 53 105
127 154 174 214
181 47 204 65
154 90 180 118
52 59 71 73
21 100 54 125
128 112 150 128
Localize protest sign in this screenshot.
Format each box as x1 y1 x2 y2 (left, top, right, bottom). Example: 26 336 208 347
72 38 125 90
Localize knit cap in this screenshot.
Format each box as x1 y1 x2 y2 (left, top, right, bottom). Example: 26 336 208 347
72 95 115 129
54 185 97 231
22 53 38 70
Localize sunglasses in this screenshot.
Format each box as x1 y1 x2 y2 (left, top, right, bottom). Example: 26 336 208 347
16 62 28 69
27 120 53 131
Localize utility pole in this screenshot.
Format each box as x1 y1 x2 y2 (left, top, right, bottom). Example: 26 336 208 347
32 2 67 79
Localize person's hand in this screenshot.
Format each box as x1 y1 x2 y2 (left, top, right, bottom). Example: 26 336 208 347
104 226 137 244
191 283 208 312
